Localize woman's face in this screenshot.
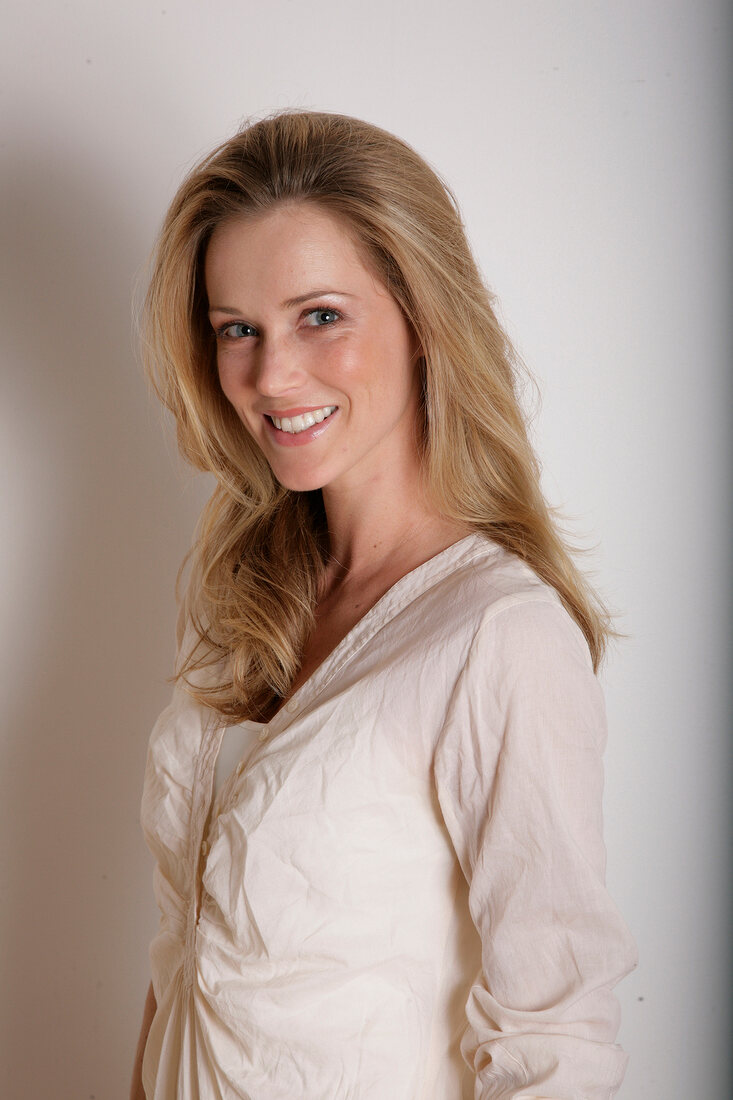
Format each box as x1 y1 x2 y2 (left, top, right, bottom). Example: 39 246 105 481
205 203 422 498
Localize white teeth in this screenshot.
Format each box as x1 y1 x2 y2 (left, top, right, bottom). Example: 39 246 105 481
270 406 337 434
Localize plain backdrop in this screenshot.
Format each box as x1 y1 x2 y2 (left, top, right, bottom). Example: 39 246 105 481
1 2 730 1097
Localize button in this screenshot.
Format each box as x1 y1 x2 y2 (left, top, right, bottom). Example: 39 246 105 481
285 699 298 714
258 726 269 742
201 840 209 856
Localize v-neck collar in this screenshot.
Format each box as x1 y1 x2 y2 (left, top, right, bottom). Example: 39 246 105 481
265 533 492 733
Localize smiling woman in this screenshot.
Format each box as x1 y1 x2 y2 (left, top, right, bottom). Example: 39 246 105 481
206 203 423 493
132 111 637 1099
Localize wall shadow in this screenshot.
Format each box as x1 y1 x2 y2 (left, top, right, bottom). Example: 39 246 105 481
0 130 208 1095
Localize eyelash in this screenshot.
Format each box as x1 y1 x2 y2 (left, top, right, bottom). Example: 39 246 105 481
215 307 342 341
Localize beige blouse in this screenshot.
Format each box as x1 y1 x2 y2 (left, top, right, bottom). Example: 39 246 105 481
140 534 637 1098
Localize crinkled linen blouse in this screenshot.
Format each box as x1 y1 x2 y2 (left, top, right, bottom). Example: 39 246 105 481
140 534 637 1099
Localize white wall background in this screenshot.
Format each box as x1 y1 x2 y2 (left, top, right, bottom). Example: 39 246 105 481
1 2 729 1097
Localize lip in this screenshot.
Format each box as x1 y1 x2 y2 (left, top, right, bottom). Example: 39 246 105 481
262 407 339 447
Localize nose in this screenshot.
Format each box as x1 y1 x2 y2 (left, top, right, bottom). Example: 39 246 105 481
253 335 306 397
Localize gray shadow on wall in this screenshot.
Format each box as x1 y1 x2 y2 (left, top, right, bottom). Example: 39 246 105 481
0 133 208 1096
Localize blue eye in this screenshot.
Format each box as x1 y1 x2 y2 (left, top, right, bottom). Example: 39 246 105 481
218 322 257 339
304 308 340 327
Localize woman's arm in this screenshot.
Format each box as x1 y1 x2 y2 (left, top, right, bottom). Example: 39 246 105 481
129 981 156 1100
434 598 637 1098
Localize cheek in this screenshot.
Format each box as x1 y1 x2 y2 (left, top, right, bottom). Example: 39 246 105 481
217 370 234 406
368 332 417 402
216 368 260 440
216 356 245 407
325 329 392 381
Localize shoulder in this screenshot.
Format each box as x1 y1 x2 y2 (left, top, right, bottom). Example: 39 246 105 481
435 534 591 664
394 534 593 687
439 539 602 743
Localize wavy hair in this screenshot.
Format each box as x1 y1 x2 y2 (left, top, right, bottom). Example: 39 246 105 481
142 110 611 720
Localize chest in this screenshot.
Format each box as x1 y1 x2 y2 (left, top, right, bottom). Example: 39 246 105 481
287 579 389 698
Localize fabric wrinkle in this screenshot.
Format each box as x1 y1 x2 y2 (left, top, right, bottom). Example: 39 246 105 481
140 534 636 1098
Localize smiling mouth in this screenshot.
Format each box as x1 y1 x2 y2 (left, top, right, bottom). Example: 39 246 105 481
267 406 338 434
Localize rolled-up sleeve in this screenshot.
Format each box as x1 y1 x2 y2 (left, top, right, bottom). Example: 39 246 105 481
433 596 637 1099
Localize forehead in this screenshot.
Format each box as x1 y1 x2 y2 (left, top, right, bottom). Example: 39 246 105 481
204 203 380 298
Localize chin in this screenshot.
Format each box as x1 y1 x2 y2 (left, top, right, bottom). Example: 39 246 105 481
271 468 329 494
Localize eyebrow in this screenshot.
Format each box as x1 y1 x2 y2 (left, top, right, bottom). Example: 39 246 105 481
208 290 355 315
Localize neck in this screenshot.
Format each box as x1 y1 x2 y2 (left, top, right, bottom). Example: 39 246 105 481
319 465 468 591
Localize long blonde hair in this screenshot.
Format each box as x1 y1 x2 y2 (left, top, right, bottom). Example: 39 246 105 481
143 110 611 720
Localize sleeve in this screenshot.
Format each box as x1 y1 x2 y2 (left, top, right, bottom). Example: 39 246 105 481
433 597 638 1099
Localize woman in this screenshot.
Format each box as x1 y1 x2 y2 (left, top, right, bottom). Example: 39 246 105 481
131 111 637 1099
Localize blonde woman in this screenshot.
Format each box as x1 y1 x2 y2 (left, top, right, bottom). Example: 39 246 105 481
131 111 636 1099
